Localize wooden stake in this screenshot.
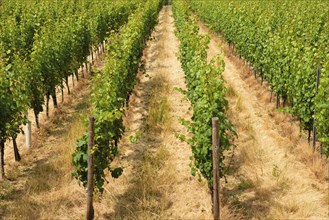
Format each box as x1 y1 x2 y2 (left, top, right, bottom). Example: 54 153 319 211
13 137 21 161
276 95 280 109
212 117 220 220
0 141 5 181
313 67 321 151
34 109 40 129
91 48 94 65
46 92 50 118
86 116 95 220
81 65 85 78
61 87 64 103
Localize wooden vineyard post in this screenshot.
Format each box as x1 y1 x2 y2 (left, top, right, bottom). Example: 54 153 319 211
313 67 321 152
86 116 95 220
91 48 94 65
0 141 5 181
81 64 85 78
85 63 88 75
212 117 220 220
26 121 31 149
97 43 100 58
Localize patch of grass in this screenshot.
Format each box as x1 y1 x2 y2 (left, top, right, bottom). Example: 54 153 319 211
277 177 290 191
272 164 281 178
6 163 21 181
227 84 237 97
146 76 170 133
74 99 90 111
151 144 170 169
0 181 15 199
137 145 174 216
242 118 254 135
110 143 175 219
1 84 91 219
26 163 60 193
237 179 253 191
148 98 170 128
235 96 243 111
231 195 243 209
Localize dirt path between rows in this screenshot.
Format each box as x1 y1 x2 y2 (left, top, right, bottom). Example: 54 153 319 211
198 22 329 219
95 6 213 219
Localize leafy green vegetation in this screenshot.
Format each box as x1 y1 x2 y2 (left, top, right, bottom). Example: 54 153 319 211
72 0 165 193
0 0 137 180
188 0 329 156
172 0 236 188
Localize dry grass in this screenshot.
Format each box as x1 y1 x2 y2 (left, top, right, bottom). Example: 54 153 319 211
129 76 174 219
2 112 88 219
226 84 237 98
293 143 329 181
235 96 243 112
104 70 176 219
0 58 97 219
5 162 21 181
109 145 175 220
131 76 174 218
146 76 171 133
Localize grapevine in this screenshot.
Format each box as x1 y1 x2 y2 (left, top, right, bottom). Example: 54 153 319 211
0 0 138 180
72 0 165 193
172 0 236 188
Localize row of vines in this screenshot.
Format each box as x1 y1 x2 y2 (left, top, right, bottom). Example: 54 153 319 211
0 0 138 181
187 0 329 156
72 0 165 193
172 0 236 190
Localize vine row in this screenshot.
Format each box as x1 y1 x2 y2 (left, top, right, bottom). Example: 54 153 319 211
188 0 329 156
0 0 138 181
72 0 165 193
172 0 236 189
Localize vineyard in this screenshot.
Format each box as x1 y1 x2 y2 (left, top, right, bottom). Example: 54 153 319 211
0 0 328 219
188 0 329 156
0 0 139 180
